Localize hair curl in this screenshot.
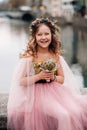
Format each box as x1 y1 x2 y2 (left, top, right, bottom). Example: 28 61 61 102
20 18 62 58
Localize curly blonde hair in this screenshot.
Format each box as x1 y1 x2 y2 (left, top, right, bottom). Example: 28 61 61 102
20 18 62 58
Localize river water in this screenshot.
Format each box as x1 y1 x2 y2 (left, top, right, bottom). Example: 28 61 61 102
0 17 87 93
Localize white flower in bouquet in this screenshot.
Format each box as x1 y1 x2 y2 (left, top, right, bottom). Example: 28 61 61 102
40 58 58 82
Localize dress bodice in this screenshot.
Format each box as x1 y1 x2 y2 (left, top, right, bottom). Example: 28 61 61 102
33 61 43 74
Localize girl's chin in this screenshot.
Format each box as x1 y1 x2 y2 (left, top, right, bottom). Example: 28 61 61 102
40 46 49 48
40 44 50 48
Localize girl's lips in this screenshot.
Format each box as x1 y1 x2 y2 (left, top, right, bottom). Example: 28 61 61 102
40 41 49 43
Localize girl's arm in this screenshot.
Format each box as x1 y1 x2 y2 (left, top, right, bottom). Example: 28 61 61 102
19 56 41 86
20 74 41 87
20 70 54 86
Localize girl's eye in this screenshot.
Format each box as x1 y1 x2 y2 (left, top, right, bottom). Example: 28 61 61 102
37 34 42 36
45 33 49 35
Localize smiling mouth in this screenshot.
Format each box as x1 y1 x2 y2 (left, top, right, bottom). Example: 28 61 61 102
41 41 49 43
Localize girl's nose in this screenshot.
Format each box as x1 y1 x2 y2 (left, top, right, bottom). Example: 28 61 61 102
41 35 46 39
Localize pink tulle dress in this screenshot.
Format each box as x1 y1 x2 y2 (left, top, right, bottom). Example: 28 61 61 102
7 56 87 130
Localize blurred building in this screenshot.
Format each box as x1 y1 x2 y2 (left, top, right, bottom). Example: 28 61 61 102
0 0 9 9
43 0 62 17
79 0 87 6
8 0 25 8
78 0 87 14
62 0 78 22
30 0 62 17
0 0 27 9
1 0 84 20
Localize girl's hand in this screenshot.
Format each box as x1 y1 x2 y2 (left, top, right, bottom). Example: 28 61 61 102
37 71 55 81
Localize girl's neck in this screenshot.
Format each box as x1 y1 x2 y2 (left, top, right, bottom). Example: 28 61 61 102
37 46 49 54
35 48 55 62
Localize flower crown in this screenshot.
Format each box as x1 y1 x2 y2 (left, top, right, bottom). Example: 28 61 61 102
30 18 59 34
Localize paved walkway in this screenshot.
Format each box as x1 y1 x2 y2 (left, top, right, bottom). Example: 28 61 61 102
0 94 8 129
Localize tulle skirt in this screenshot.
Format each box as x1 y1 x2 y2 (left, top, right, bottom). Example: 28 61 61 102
7 82 87 130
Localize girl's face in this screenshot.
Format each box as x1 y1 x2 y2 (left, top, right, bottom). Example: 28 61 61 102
36 24 52 49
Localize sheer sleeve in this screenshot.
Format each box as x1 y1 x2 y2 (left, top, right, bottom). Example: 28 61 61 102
7 57 35 111
59 55 81 95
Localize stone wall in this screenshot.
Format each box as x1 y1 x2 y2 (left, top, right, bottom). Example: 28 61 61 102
0 94 8 129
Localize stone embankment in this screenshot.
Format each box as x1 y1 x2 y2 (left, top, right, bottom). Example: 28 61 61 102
72 17 87 28
0 88 87 129
53 16 87 28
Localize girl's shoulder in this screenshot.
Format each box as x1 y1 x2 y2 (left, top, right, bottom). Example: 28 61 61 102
54 54 64 65
54 54 60 61
19 53 34 62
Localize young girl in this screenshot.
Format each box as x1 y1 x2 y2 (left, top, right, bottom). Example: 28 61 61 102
7 18 87 130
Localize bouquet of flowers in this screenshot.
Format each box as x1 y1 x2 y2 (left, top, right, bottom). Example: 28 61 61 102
40 58 58 82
